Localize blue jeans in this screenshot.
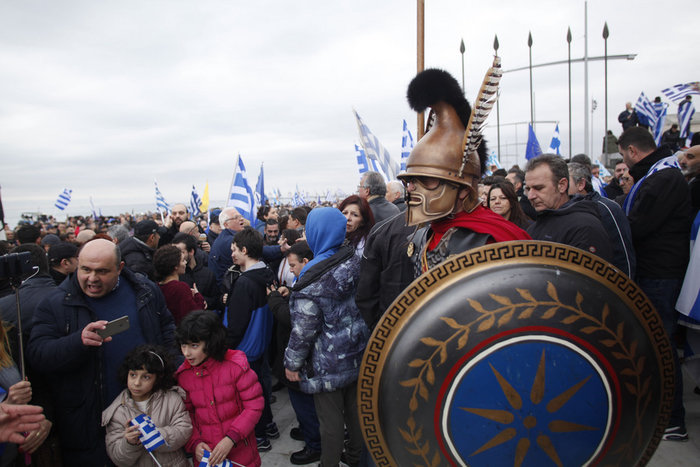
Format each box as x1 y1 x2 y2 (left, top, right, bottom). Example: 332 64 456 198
637 277 685 428
288 387 322 451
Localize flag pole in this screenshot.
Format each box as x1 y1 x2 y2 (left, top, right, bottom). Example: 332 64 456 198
226 154 241 208
417 0 425 139
567 27 572 159
528 31 534 131
147 451 162 467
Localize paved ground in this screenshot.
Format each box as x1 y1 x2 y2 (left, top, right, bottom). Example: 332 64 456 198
262 367 700 466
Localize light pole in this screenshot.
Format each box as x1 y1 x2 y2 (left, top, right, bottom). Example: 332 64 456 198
528 31 534 130
567 27 572 159
603 22 609 164
460 38 466 94
494 35 501 160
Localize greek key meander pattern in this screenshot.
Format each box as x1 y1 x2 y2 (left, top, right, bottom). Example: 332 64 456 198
359 241 675 467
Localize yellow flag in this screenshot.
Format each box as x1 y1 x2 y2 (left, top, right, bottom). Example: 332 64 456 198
200 181 210 212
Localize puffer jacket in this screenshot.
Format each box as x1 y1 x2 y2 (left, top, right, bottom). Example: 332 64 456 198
285 245 370 394
102 387 192 467
175 349 263 467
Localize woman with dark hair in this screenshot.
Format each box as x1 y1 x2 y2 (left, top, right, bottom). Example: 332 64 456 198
487 181 533 229
153 245 205 325
338 195 375 255
277 229 303 287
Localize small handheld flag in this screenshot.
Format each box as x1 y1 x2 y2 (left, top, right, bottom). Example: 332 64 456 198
154 180 170 215
131 414 167 452
54 189 72 211
199 449 244 467
226 155 256 225
190 185 202 218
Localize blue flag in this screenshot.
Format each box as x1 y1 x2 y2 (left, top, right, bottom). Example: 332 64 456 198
677 211 700 321
226 155 256 225
54 188 72 211
154 180 170 214
548 124 561 155
131 414 167 452
679 99 696 139
400 119 414 172
190 185 202 218
525 124 542 160
198 449 236 467
255 164 267 209
662 82 700 103
353 109 399 181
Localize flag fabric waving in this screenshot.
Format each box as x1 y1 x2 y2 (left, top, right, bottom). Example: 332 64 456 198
525 124 542 160
190 185 202 218
154 180 170 214
355 144 374 175
255 164 267 208
679 99 696 139
54 189 72 211
594 159 611 178
548 124 561 155
131 414 167 452
89 196 99 219
652 100 669 146
353 109 400 181
400 119 414 172
634 92 657 129
226 155 256 225
677 211 700 321
198 449 241 467
200 182 210 213
662 82 700 103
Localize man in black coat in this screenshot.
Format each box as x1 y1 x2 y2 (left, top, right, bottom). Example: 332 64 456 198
358 171 399 225
618 127 692 441
118 219 163 280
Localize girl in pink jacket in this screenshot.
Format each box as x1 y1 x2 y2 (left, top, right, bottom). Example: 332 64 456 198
175 310 264 467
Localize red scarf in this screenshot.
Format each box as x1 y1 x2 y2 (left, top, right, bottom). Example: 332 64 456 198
428 206 531 251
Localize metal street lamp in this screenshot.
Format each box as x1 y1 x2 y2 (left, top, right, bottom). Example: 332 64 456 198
528 31 534 129
567 27 572 159
603 22 609 163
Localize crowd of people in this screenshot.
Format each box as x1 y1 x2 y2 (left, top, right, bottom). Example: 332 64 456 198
0 81 699 465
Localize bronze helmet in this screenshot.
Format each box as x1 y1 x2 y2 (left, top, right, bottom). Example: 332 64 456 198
398 69 487 225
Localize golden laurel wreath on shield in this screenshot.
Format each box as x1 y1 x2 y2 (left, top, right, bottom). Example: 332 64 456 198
358 241 674 467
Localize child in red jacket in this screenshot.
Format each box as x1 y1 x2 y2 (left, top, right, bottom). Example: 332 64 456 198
175 311 264 467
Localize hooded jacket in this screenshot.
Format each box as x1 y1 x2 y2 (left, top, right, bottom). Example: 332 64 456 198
528 198 613 262
102 387 192 467
285 208 370 394
175 349 263 467
119 237 156 280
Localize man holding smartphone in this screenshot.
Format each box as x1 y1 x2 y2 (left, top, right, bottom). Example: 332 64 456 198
27 239 176 465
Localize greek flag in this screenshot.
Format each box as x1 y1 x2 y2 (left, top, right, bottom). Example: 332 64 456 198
679 99 696 139
594 159 611 178
131 414 166 452
484 152 502 175
190 185 202 218
89 196 98 219
198 449 240 467
634 92 657 129
355 144 376 175
293 185 306 207
652 101 669 146
662 82 700 103
353 109 399 181
400 119 414 172
54 189 72 211
255 164 267 208
548 124 561 155
154 180 170 214
226 155 256 225
525 124 542 160
677 211 700 320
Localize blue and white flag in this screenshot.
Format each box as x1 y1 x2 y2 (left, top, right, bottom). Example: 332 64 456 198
255 164 267 208
623 154 681 215
594 159 611 178
325 189 334 204
154 180 170 214
634 92 657 129
353 110 400 181
54 189 72 211
679 99 696 139
292 185 306 207
484 152 502 175
89 196 98 219
677 211 700 320
400 119 414 172
190 185 202 218
652 101 669 146
548 124 561 155
226 155 256 225
131 414 166 452
525 124 542 160
662 82 700 103
198 449 240 467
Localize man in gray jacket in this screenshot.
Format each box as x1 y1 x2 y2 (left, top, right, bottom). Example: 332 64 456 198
358 171 399 225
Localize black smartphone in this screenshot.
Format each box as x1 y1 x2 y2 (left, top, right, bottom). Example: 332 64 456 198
97 316 130 339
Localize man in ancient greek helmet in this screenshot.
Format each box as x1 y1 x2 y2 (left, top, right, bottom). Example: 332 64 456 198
397 68 530 275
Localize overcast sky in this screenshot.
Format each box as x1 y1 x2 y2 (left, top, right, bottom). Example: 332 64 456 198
1 0 698 225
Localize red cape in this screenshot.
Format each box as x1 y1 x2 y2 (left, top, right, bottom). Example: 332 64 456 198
428 206 531 251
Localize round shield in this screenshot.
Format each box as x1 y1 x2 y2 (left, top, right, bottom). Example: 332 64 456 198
358 241 674 467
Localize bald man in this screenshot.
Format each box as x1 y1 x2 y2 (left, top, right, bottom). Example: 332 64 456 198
179 220 211 254
680 145 700 217
27 239 176 464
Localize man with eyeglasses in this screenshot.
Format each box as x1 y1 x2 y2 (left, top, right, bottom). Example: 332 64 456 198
357 171 399 225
